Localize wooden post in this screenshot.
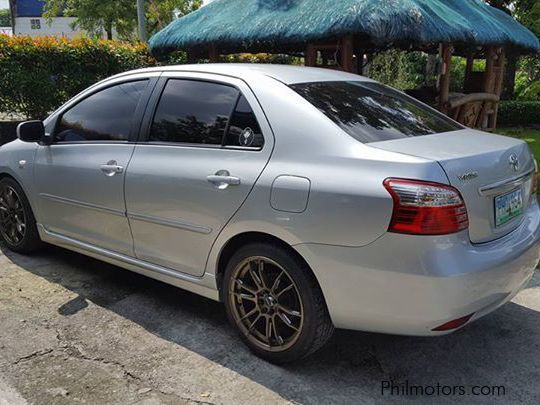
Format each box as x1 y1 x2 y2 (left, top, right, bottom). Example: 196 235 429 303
438 44 453 114
355 48 364 75
464 53 474 92
465 54 474 78
491 47 506 130
483 46 497 93
305 43 317 67
494 47 506 97
340 35 355 73
209 44 219 63
186 50 196 64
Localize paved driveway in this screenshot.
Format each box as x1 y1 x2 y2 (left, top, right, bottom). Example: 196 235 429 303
0 245 539 404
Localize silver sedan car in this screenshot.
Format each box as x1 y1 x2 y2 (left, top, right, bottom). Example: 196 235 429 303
1 65 539 363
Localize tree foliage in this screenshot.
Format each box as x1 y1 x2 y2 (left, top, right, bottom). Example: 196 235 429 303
146 0 202 34
369 50 427 91
0 9 11 27
43 0 201 40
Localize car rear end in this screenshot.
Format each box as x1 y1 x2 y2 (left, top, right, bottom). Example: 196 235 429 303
367 130 540 334
289 79 540 335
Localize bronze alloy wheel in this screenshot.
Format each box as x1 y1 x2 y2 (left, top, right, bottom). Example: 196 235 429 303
228 256 304 352
0 185 27 246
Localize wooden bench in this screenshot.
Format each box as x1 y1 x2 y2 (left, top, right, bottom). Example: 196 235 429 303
447 93 500 131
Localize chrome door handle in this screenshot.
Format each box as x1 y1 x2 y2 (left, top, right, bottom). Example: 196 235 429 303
100 160 124 176
207 170 241 189
207 175 241 185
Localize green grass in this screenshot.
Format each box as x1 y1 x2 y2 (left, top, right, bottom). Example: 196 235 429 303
497 127 540 163
498 127 540 190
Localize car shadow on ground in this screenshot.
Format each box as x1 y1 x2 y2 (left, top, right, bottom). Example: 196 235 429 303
2 244 540 403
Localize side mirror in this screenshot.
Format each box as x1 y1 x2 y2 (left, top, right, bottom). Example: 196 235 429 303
17 121 45 143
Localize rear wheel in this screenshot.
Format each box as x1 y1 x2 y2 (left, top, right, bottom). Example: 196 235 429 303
223 242 334 363
0 178 42 253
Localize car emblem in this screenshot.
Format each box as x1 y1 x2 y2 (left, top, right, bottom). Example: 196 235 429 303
457 171 479 182
239 127 255 147
509 154 520 172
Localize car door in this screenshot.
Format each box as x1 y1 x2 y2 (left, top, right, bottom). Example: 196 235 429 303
125 73 274 276
35 75 157 255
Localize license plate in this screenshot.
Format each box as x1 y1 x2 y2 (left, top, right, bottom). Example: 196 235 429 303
495 188 523 227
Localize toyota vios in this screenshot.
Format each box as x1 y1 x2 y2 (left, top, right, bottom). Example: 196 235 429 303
1 65 539 363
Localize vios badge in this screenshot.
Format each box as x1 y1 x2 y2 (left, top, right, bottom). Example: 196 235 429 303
239 127 255 147
509 153 520 172
457 171 479 182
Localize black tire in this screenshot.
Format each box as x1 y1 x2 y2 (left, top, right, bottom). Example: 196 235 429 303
223 242 334 363
0 177 43 254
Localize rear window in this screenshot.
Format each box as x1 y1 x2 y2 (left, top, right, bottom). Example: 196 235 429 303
290 81 462 143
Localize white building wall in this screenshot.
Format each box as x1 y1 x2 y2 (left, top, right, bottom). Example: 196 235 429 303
14 17 102 38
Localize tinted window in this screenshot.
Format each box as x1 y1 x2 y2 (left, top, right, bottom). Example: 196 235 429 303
55 81 148 142
150 80 239 145
291 81 462 143
224 95 264 148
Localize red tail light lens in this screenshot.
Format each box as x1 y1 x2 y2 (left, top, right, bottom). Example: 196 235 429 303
432 313 474 332
383 178 469 235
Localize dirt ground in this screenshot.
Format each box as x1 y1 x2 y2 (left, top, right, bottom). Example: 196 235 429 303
0 244 539 404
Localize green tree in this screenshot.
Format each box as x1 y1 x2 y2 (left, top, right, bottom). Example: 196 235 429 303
44 0 137 40
488 0 540 99
0 9 11 27
43 0 201 40
517 0 540 37
146 0 202 33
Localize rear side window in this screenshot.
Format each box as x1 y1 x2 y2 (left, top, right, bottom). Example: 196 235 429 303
291 81 462 143
150 79 239 145
55 80 148 142
224 95 264 148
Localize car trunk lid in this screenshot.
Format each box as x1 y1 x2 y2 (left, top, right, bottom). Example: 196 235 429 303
370 129 536 243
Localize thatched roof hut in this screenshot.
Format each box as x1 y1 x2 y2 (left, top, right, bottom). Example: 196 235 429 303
150 0 540 56
149 0 540 130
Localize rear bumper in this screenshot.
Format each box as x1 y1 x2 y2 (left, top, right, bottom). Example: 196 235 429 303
295 203 540 336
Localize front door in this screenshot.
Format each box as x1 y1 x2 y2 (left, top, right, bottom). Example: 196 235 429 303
35 79 152 255
125 74 273 276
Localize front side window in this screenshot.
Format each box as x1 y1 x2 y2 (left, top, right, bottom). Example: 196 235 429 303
291 81 463 143
150 79 239 145
55 80 148 142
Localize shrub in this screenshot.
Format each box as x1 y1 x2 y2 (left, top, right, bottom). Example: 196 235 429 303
369 50 427 91
498 100 540 127
220 53 302 65
516 80 540 101
0 35 155 119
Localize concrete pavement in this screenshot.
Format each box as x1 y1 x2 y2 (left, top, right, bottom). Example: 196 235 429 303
0 244 539 404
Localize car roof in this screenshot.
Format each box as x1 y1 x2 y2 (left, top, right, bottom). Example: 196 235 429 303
117 64 375 85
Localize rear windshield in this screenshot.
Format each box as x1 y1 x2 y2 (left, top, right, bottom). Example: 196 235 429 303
290 81 463 143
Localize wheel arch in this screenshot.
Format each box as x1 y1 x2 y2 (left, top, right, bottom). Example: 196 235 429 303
0 172 38 217
0 172 16 181
215 231 326 304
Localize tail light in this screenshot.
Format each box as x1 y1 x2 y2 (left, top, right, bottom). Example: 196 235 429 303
383 178 469 235
432 313 474 332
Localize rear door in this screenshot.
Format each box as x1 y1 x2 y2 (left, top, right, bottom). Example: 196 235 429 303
125 73 274 276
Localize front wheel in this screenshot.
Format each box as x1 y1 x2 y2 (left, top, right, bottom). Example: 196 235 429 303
223 243 334 363
0 177 43 253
